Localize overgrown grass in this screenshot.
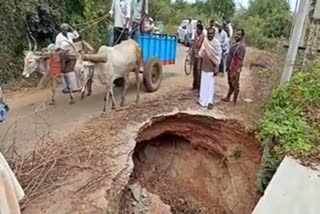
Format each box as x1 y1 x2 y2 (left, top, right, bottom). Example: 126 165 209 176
258 64 320 190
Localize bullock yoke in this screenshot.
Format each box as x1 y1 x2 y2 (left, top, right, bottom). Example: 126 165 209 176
37 40 94 58
82 54 108 63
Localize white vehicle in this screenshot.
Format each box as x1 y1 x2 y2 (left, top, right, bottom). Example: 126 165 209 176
177 19 198 46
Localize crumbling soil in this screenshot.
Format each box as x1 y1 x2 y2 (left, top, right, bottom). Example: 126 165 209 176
125 113 262 214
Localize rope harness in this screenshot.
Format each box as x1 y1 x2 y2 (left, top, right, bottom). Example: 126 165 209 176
74 12 146 45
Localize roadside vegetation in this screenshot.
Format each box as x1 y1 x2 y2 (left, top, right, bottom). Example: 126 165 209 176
233 0 292 49
258 63 320 190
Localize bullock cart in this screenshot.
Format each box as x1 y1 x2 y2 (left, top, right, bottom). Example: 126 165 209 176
82 32 177 92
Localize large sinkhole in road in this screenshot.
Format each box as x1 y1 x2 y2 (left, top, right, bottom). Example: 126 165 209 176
131 113 261 213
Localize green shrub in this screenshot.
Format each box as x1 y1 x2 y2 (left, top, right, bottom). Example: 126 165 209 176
258 64 320 190
0 0 67 82
257 151 281 191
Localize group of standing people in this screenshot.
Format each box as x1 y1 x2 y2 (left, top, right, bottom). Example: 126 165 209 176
190 18 246 109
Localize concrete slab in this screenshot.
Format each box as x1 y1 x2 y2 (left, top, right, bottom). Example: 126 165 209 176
253 156 320 214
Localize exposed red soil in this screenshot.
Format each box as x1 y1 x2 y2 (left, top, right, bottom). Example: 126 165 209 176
132 113 262 214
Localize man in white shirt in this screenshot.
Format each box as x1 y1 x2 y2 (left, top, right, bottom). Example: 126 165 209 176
215 22 229 76
55 23 80 93
109 0 131 45
55 23 79 50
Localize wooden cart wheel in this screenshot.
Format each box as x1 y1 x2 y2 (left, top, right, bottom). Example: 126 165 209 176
184 53 193 76
113 78 125 87
143 57 163 92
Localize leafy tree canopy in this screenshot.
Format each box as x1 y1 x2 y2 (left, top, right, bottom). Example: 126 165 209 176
233 0 292 49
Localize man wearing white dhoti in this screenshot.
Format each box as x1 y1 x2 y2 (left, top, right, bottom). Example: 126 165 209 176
198 27 221 109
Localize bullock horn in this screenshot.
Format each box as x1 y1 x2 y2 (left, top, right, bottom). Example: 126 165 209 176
27 36 32 51
30 34 38 52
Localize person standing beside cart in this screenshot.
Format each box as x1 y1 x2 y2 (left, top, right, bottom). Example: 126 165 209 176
109 0 132 45
55 23 79 50
131 0 148 39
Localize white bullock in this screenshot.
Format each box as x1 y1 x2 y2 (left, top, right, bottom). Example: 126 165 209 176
22 37 91 104
76 39 142 112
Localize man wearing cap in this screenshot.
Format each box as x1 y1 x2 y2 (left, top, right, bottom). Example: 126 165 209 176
55 23 79 50
215 21 229 76
55 24 80 94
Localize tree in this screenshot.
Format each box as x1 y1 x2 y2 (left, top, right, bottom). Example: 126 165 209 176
194 0 235 18
149 0 175 22
248 0 291 37
233 0 292 49
247 0 290 18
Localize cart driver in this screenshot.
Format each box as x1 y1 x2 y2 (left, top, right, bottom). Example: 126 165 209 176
55 23 80 93
55 23 79 50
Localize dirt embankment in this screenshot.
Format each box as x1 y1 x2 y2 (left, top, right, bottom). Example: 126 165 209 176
120 113 262 214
